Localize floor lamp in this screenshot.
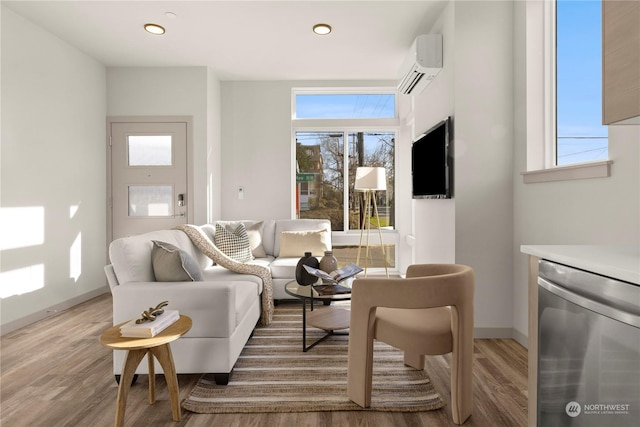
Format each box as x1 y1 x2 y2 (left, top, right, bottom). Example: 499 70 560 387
355 167 388 277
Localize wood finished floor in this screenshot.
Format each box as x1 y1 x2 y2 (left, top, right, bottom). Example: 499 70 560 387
0 294 528 427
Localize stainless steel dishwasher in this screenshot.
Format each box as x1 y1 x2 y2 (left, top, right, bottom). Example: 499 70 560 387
537 259 640 427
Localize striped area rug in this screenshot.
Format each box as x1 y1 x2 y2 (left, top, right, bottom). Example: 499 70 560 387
182 302 446 413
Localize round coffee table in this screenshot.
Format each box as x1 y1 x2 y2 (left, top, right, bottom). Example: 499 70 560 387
284 281 351 352
100 315 192 427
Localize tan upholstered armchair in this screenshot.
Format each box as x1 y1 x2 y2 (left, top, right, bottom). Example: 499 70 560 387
347 264 475 425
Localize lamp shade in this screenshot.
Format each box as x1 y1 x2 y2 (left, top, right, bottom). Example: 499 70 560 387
354 167 386 191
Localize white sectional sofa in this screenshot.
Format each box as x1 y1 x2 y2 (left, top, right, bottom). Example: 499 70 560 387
104 218 331 384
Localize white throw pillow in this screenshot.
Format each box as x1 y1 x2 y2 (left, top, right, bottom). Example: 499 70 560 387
278 229 330 257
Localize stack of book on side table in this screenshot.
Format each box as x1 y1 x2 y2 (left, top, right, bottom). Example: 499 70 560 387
303 263 363 296
120 310 180 338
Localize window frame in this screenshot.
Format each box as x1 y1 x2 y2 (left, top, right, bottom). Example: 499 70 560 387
522 0 612 184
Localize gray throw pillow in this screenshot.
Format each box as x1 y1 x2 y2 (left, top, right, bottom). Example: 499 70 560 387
151 240 203 282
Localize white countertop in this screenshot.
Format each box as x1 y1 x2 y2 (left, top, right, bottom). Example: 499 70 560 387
521 245 640 285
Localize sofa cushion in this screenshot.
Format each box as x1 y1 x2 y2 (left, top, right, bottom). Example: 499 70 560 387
278 229 330 257
151 240 204 282
244 221 267 258
269 256 303 279
214 223 253 262
201 265 264 295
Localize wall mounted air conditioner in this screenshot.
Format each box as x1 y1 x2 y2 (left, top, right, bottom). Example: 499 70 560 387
397 34 443 95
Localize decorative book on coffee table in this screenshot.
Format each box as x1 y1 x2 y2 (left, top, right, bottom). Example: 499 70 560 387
303 263 363 284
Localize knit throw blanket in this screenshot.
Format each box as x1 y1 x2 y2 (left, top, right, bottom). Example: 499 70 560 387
173 224 274 326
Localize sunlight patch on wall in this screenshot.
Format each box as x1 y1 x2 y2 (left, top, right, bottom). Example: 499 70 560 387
70 232 82 282
0 264 45 299
69 204 80 219
0 207 44 250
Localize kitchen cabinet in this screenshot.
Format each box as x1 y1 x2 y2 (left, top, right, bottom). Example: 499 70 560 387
602 0 640 125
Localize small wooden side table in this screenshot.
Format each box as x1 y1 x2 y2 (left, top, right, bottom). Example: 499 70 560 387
100 315 192 427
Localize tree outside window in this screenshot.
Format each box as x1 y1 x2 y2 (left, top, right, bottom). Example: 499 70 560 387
296 131 394 232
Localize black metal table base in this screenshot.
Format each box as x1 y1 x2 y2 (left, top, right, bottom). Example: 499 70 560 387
304 329 348 352
301 297 348 352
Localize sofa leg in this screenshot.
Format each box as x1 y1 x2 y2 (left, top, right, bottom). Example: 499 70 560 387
213 373 230 385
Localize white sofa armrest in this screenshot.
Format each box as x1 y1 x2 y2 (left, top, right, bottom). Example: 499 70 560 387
104 264 119 291
111 281 238 338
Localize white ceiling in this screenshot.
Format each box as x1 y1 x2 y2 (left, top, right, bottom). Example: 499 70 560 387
3 0 448 81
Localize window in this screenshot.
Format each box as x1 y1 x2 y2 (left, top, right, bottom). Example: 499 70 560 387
293 90 398 270
556 0 608 166
295 131 395 232
522 0 611 183
295 94 395 119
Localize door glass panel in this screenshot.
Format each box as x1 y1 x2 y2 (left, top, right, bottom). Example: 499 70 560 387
128 135 172 166
128 185 173 217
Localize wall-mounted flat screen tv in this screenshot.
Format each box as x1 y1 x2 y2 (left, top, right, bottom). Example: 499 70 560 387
412 116 453 199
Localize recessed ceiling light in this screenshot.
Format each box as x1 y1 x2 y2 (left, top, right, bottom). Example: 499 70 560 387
165 12 177 19
313 23 332 35
144 23 165 35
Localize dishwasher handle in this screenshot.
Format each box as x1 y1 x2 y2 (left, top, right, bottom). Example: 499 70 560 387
539 276 640 328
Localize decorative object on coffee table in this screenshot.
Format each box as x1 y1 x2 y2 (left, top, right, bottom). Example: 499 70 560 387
319 251 338 283
295 252 319 286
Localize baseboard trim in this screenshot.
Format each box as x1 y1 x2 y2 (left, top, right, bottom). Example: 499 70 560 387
0 287 109 336
474 327 518 339
511 328 529 349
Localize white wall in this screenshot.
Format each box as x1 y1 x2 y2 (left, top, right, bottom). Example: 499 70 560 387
410 0 456 266
220 81 294 220
1 6 107 330
454 1 515 334
410 1 515 334
106 67 220 225
207 68 222 222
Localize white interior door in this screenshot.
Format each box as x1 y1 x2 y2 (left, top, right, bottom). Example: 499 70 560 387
110 121 188 240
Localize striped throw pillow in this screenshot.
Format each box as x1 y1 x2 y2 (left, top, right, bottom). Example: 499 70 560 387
214 223 253 263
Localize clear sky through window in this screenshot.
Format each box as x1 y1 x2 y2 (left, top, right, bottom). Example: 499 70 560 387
296 94 395 119
556 0 608 165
